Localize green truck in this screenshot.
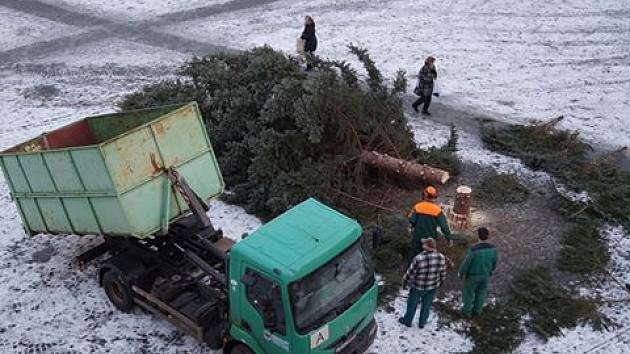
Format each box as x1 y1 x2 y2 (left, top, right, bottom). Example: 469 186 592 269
0 103 378 354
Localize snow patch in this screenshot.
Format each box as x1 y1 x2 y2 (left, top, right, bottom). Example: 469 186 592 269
0 68 178 150
39 0 232 21
32 38 189 67
0 6 85 51
373 292 473 354
406 113 451 149
598 225 630 299
553 182 592 204
208 199 262 242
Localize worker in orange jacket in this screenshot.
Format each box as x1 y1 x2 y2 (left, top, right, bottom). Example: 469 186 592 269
407 186 453 262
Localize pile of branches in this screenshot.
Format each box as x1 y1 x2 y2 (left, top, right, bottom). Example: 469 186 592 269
481 117 630 227
481 117 630 275
474 173 529 204
439 267 610 354
510 267 610 339
465 304 523 354
558 223 610 274
460 117 627 353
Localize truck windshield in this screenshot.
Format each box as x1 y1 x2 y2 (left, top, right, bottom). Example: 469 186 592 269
289 240 374 334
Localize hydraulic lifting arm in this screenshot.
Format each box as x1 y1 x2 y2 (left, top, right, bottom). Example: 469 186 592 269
163 167 228 287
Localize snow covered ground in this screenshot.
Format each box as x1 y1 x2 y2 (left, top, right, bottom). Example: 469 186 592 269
0 0 629 353
409 115 552 184
161 0 630 151
372 294 473 353
0 6 85 51
38 0 232 21
32 38 189 67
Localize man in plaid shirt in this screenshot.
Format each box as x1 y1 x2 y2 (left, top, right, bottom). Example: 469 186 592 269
399 238 447 328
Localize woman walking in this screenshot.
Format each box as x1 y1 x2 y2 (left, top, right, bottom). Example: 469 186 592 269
412 56 437 115
301 16 317 71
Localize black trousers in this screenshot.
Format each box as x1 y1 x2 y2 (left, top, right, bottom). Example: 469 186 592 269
413 94 432 112
305 51 314 70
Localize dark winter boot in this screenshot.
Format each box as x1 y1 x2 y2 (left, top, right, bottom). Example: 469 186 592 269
412 103 419 113
398 317 411 327
422 110 431 116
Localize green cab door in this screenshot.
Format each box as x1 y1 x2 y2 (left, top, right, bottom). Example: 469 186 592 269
239 267 291 354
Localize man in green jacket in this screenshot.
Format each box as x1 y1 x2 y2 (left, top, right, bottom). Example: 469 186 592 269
408 186 453 263
458 227 498 317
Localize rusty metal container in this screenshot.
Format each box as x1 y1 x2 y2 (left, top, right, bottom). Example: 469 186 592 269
0 102 224 238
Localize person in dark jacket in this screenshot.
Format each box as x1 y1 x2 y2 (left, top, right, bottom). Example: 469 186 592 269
412 56 437 115
399 238 447 329
301 16 317 71
458 227 498 317
407 186 453 263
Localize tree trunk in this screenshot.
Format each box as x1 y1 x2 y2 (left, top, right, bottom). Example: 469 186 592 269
534 115 564 131
453 186 472 215
450 185 472 230
359 150 450 185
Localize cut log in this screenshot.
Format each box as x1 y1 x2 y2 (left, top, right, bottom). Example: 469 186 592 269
359 150 450 185
449 185 472 231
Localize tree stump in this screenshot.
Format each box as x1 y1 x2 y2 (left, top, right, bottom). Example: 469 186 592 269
450 185 472 230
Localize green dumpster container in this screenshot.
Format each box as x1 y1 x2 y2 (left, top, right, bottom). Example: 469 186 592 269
0 102 224 238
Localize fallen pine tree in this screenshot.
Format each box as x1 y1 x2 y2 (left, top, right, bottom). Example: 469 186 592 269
120 45 461 303
120 45 459 220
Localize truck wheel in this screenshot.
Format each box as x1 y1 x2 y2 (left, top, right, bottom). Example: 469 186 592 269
102 269 134 312
230 344 254 354
204 321 227 350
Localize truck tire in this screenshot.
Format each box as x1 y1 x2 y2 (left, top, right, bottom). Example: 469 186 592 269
204 321 227 350
230 344 254 354
102 269 134 312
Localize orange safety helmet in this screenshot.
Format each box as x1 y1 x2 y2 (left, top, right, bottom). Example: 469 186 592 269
423 186 438 199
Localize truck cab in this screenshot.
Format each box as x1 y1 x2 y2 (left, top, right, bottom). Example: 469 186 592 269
226 198 378 354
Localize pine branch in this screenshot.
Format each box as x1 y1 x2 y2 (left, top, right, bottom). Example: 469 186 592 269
330 60 359 88
348 44 384 92
392 69 407 94
329 187 396 212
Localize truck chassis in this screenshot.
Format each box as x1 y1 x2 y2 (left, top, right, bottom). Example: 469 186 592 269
84 214 232 350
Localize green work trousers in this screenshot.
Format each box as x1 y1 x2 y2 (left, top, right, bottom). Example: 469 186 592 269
408 236 422 265
462 275 489 316
401 287 437 327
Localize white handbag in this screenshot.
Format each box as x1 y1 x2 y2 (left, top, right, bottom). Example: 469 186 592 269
432 81 441 97
296 38 305 55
